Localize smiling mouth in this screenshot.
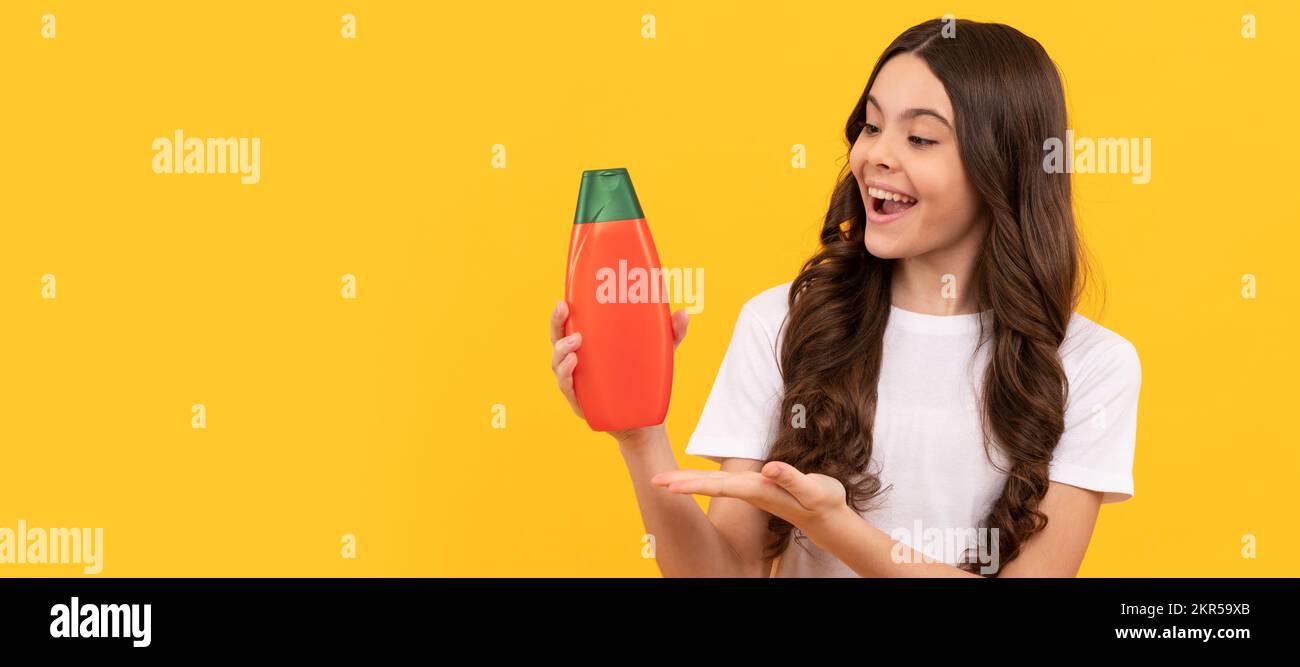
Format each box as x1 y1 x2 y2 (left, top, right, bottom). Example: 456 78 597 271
867 186 918 217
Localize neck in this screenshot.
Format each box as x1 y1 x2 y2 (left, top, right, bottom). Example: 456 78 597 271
889 225 986 316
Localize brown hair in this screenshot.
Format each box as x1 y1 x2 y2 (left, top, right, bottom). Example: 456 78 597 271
765 18 1092 575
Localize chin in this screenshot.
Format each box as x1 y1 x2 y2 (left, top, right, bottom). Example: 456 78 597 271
863 231 907 259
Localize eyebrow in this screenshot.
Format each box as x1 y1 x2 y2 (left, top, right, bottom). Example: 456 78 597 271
866 95 952 129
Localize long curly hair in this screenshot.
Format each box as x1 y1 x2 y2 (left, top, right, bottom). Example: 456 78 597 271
763 18 1092 576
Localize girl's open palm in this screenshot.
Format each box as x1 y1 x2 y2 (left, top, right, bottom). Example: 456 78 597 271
651 461 849 530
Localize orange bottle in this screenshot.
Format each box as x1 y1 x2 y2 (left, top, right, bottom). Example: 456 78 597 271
564 168 673 431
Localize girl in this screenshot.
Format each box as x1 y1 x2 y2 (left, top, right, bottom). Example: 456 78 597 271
548 18 1141 577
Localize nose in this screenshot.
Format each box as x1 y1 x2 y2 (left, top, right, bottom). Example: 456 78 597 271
863 136 898 173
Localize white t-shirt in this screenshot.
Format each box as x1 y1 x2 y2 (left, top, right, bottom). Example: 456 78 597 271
684 281 1142 577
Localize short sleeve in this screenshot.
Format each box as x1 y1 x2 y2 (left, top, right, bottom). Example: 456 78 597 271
684 303 784 464
1049 338 1142 503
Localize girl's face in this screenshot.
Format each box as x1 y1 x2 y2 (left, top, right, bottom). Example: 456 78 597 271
850 53 986 260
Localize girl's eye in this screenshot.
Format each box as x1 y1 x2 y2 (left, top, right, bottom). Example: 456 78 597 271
863 123 880 135
909 135 937 147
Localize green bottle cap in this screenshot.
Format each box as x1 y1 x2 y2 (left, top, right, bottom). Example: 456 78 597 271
574 168 645 224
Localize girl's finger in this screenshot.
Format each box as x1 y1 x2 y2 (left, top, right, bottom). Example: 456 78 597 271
762 461 821 510
671 309 690 348
664 472 786 506
556 353 577 395
551 332 582 371
549 300 569 344
651 469 727 486
555 353 583 417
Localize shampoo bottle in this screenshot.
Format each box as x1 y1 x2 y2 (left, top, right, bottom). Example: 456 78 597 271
564 168 673 431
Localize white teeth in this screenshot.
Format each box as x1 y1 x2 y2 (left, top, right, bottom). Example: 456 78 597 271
867 186 916 204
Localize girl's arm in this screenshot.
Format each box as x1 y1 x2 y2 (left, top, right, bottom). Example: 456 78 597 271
617 427 775 577
656 463 1104 577
550 301 774 578
806 480 1101 577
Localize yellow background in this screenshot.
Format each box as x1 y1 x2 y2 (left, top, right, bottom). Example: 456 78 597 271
1 1 1295 576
